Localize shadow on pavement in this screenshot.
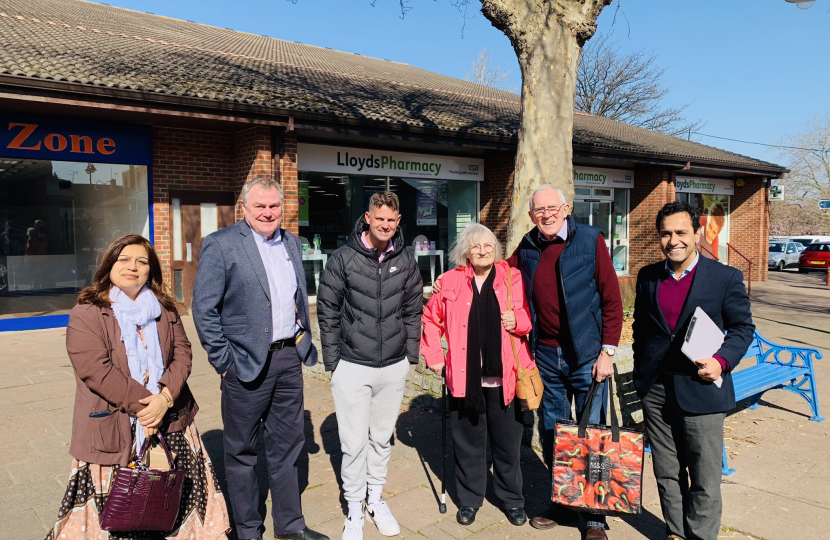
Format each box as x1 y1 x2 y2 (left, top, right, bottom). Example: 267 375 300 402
201 411 321 540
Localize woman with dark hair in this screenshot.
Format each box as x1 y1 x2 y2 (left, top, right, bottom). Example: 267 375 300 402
46 234 229 540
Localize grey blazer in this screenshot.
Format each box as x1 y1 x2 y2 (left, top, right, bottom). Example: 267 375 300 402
192 219 318 382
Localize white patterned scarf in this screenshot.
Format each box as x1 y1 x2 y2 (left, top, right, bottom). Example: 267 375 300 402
109 285 164 452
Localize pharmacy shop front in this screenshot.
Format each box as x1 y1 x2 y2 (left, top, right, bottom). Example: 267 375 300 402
571 166 634 274
296 144 483 292
675 177 734 262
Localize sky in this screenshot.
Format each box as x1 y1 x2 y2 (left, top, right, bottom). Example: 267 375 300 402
99 0 830 167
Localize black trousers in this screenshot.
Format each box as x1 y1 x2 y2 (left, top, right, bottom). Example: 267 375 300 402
221 346 306 539
642 379 725 540
450 386 525 509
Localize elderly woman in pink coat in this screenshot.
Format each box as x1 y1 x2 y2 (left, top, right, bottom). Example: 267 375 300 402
421 223 535 528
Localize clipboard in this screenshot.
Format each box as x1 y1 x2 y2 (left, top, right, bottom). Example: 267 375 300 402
680 306 724 388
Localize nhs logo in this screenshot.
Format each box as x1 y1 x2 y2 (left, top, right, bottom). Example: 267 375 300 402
469 165 479 172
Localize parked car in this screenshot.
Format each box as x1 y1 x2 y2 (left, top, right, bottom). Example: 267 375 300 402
798 243 830 272
794 242 806 252
790 235 830 246
769 241 801 271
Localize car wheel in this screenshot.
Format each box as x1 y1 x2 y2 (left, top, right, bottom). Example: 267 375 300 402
798 267 807 273
777 260 785 272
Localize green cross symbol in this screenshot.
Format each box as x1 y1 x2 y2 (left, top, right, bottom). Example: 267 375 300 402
770 186 782 198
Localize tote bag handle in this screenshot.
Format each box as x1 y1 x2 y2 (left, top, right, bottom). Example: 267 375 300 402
577 375 620 442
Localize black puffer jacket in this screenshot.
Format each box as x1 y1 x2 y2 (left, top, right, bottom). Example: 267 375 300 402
317 217 423 372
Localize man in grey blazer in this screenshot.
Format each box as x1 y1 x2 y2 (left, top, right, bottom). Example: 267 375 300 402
192 176 327 540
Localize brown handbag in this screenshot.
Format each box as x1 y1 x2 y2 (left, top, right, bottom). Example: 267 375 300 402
506 268 544 411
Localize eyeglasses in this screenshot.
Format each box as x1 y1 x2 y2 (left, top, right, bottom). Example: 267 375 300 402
531 204 567 217
470 243 495 254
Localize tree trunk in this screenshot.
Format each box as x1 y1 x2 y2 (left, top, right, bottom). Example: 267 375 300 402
479 0 611 253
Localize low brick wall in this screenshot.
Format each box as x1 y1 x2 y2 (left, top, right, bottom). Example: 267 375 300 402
303 310 643 451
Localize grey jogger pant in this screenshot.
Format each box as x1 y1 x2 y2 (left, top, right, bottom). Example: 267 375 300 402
331 359 410 502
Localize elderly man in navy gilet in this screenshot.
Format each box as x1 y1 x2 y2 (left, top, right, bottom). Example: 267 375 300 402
516 185 623 540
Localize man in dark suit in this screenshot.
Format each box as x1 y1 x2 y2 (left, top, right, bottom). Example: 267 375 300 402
632 201 755 540
192 176 327 540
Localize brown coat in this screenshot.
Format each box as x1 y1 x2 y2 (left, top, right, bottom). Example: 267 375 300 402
66 303 199 466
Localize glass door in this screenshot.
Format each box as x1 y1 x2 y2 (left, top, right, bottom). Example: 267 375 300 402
573 187 629 273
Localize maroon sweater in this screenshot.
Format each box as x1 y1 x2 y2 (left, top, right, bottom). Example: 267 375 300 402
658 262 730 373
507 233 623 349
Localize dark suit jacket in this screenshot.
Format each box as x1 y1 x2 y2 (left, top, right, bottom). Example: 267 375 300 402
66 303 198 466
192 220 318 383
632 255 755 414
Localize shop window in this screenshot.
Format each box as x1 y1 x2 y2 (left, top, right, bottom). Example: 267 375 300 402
0 160 149 318
297 171 478 292
676 192 730 262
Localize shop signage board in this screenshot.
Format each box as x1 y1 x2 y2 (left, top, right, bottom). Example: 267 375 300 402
769 185 785 201
675 177 735 195
1 115 152 165
298 143 484 181
573 167 634 188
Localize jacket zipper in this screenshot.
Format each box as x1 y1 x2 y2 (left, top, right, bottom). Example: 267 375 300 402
377 258 383 365
556 257 579 362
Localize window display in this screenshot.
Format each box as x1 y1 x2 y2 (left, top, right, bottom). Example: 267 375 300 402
0 159 149 318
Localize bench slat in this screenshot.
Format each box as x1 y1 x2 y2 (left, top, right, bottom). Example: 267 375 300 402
732 363 808 399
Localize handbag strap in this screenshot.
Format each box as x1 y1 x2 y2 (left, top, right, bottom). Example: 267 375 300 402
577 375 620 442
135 430 177 469
505 267 521 374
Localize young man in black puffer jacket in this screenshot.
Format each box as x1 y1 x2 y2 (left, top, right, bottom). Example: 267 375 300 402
317 191 423 540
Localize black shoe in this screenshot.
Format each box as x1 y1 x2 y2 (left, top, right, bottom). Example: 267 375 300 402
275 528 330 540
456 506 478 525
505 507 527 526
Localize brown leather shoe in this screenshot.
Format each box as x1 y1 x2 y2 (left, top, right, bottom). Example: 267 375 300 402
529 507 579 530
584 526 608 540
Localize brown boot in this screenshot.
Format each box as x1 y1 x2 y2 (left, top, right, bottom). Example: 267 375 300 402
584 526 608 540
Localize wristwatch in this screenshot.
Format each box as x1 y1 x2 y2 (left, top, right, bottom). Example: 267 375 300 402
601 346 616 357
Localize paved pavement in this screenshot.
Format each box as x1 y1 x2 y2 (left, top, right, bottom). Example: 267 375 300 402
1 270 828 540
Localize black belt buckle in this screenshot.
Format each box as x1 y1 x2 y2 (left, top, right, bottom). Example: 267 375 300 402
269 338 294 352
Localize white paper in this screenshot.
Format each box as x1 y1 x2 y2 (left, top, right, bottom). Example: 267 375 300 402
680 306 724 388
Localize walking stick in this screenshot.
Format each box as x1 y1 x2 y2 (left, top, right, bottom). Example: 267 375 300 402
439 369 448 514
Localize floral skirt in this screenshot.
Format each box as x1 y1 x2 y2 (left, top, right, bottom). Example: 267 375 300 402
45 424 230 540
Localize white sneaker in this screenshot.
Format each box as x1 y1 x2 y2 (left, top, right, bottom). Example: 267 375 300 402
365 499 401 536
342 515 364 540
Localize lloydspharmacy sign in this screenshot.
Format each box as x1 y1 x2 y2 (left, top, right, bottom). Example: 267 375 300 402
298 143 484 181
675 177 734 195
572 167 634 188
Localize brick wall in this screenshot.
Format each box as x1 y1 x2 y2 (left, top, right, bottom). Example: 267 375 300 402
629 167 674 275
278 130 299 235
152 127 236 283
480 151 516 247
729 177 769 283
152 126 279 283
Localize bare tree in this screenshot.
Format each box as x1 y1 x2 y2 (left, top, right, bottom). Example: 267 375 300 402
575 33 702 138
354 0 615 249
466 48 517 92
773 115 830 234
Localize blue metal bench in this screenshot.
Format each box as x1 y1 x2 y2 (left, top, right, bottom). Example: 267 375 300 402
722 330 824 475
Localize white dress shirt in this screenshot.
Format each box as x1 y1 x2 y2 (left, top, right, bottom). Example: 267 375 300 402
252 229 299 341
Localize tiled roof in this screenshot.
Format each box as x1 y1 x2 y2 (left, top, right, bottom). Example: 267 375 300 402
0 0 784 172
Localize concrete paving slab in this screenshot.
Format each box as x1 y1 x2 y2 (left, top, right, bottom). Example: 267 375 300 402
1 273 828 540
1 508 48 540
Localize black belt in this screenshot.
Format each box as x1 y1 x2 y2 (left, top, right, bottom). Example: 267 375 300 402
269 338 296 352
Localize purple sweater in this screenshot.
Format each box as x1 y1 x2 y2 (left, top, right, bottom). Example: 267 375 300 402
658 264 729 373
